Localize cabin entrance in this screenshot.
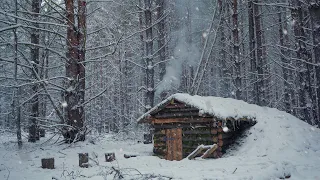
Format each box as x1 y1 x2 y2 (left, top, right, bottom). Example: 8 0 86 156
165 128 183 161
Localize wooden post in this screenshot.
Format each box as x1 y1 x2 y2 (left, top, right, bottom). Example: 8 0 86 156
41 158 54 169
79 153 89 168
105 153 115 162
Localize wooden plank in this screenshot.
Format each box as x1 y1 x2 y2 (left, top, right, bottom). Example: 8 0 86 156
187 145 205 160
201 144 218 159
176 128 183 160
166 129 172 160
165 128 183 161
172 129 177 161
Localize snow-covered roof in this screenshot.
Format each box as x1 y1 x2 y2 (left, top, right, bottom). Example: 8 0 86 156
137 93 259 123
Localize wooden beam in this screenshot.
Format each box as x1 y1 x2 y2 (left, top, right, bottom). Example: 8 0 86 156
153 123 211 129
154 112 200 119
156 108 199 113
152 117 216 124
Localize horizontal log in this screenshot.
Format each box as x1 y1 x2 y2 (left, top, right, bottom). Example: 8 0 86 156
152 118 217 124
154 143 166 147
183 130 211 135
153 123 211 129
154 112 200 119
165 104 191 109
211 128 223 134
159 108 199 113
153 147 167 155
183 137 213 141
153 139 165 143
154 129 166 135
153 134 165 139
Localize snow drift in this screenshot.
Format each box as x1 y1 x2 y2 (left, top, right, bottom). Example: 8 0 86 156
1 94 320 180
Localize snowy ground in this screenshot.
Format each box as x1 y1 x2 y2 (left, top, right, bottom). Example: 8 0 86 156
1 106 320 180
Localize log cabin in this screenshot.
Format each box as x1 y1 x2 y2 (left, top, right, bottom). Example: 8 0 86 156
137 93 256 161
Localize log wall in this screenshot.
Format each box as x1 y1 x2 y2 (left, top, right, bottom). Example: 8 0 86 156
150 100 254 160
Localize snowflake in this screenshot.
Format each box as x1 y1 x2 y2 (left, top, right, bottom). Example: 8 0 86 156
61 101 68 107
223 127 229 133
283 29 288 35
147 65 153 70
202 32 208 38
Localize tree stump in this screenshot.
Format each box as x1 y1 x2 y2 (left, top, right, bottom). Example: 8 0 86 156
143 133 152 144
39 129 45 137
79 153 89 168
41 158 54 169
105 153 115 162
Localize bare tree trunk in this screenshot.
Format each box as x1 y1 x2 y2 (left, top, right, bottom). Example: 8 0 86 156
185 0 194 93
291 0 313 123
14 0 21 148
218 0 229 98
310 1 320 126
253 0 265 106
278 8 291 113
64 0 86 142
231 0 242 100
77 0 86 129
248 0 257 104
144 0 154 111
29 0 41 142
157 0 168 99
